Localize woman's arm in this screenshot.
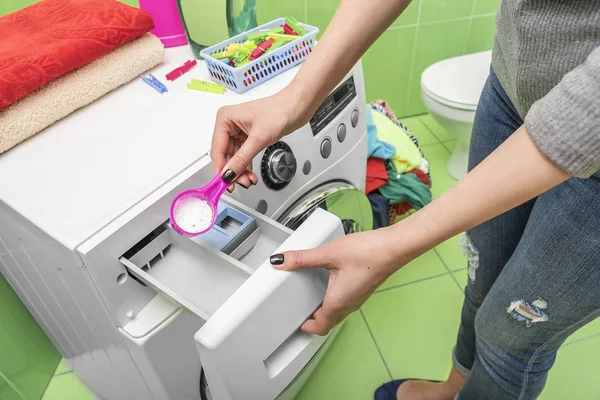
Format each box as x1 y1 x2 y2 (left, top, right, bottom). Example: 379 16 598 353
275 126 570 335
211 0 412 187
284 0 412 120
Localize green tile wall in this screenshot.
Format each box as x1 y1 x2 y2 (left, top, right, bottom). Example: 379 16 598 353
259 0 499 116
2 0 499 117
0 274 60 400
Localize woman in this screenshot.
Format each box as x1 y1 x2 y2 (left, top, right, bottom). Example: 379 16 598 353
211 1 600 399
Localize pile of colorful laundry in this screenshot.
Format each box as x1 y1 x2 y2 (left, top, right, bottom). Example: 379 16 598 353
366 100 432 229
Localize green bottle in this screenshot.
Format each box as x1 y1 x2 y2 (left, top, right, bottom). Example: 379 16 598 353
177 0 258 59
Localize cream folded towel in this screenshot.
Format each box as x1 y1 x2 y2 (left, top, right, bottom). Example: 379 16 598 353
0 33 164 154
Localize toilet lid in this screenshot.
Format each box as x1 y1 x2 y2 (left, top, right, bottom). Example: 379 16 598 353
421 50 492 111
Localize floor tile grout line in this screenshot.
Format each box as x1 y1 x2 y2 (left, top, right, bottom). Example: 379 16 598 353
433 248 464 292
375 270 452 294
360 309 394 381
439 140 454 155
417 115 446 145
53 370 74 377
561 332 600 348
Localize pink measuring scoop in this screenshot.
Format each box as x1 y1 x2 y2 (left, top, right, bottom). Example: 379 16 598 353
170 174 229 237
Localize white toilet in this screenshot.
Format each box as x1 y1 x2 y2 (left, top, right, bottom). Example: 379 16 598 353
421 50 492 180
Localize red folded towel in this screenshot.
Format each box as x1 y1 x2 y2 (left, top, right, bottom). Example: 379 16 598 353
0 0 154 111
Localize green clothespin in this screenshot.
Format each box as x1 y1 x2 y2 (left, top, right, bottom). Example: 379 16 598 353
242 40 257 50
285 16 307 35
268 32 300 41
268 26 284 34
246 31 269 41
234 52 249 66
187 79 226 94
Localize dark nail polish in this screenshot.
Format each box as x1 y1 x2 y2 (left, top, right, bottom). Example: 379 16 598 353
227 187 233 193
222 169 236 183
237 182 249 189
250 178 258 186
270 254 284 265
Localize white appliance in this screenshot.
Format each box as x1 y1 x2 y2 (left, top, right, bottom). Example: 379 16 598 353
420 50 492 180
0 45 371 400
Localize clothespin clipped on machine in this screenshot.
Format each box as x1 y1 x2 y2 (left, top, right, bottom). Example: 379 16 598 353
186 79 227 94
141 73 168 94
166 59 198 81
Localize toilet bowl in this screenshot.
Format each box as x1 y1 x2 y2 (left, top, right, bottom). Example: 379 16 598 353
421 50 492 180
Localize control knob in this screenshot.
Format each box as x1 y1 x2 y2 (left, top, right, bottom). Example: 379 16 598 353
267 149 297 184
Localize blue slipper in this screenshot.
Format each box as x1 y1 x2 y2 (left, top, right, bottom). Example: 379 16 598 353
374 379 441 400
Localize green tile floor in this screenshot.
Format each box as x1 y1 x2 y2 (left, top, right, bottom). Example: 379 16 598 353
41 114 600 399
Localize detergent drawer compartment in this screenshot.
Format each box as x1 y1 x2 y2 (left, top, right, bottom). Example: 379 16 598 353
119 196 293 321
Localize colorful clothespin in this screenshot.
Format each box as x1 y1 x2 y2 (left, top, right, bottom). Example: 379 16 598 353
165 59 197 81
242 40 257 51
187 79 226 94
141 73 168 94
249 37 275 61
285 16 307 35
269 26 284 34
282 24 298 36
246 31 269 41
265 37 288 54
268 32 301 41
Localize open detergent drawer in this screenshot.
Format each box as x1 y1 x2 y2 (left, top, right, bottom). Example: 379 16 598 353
119 202 344 400
117 196 293 321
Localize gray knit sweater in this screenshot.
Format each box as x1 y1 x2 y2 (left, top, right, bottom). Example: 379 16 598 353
493 0 600 178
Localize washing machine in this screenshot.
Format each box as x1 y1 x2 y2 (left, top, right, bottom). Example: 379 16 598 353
0 45 371 400
234 70 372 235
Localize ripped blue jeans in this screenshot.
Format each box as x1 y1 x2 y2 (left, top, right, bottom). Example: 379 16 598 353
453 68 600 400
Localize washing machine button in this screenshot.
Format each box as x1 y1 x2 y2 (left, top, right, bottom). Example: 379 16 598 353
302 160 312 175
337 123 347 142
320 138 332 159
351 109 359 128
255 200 268 214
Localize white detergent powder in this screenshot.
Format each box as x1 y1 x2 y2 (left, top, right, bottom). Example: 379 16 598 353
174 198 214 233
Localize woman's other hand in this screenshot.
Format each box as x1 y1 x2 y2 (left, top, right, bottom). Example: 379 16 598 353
270 228 406 336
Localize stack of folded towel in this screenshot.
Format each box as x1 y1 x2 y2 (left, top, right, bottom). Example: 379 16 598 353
0 0 165 153
365 100 432 229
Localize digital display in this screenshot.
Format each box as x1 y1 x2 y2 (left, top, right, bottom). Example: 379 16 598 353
333 84 349 103
310 77 356 136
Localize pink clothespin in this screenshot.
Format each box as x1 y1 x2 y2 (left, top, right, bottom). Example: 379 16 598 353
282 24 298 36
166 59 198 81
249 38 275 61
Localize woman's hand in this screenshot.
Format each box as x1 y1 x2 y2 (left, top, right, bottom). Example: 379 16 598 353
210 90 307 189
270 228 408 336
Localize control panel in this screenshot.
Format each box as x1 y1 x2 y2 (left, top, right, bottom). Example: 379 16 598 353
309 76 356 136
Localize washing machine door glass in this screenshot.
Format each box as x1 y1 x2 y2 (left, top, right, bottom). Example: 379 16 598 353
278 182 373 233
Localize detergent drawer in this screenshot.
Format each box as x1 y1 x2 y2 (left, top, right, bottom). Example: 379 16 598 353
117 196 293 321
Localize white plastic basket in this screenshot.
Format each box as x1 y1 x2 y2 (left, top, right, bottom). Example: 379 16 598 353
200 18 318 94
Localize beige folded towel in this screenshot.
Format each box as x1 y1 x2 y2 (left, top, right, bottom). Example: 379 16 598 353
0 33 164 154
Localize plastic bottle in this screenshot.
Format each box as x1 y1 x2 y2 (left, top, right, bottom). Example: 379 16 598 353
138 0 188 48
176 0 257 59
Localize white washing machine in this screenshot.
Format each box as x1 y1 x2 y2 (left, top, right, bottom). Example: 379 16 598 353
0 45 371 400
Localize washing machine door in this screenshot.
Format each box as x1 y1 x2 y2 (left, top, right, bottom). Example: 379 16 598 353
278 181 373 233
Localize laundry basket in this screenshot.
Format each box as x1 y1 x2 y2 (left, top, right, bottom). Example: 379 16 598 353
200 18 318 93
